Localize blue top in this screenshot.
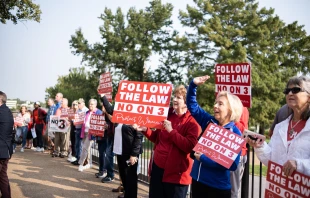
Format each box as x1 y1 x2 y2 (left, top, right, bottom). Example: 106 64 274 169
46 104 56 123
54 101 62 115
186 80 241 190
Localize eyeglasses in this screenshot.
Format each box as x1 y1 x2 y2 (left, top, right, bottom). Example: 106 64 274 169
283 87 304 95
73 104 78 106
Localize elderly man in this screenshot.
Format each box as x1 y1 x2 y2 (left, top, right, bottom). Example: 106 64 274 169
45 98 56 151
0 91 14 198
53 98 70 158
54 93 63 113
72 98 88 165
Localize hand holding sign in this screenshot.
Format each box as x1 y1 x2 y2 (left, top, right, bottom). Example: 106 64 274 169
163 120 172 132
283 160 297 177
193 75 210 86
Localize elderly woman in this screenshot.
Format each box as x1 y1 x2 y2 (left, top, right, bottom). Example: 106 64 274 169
135 85 200 198
248 76 310 177
78 99 102 172
186 75 243 198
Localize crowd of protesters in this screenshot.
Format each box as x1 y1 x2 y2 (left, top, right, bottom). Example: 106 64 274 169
1 75 310 198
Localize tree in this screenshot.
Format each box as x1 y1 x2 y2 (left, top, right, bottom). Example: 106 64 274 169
179 0 310 128
69 0 174 83
0 0 41 24
45 67 98 106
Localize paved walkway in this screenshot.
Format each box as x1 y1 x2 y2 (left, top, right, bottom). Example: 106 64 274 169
8 147 149 198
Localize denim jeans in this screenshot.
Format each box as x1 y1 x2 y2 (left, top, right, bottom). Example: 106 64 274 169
14 126 28 149
98 136 114 178
75 128 82 160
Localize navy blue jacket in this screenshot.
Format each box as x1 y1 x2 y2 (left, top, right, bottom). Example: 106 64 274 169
186 80 241 190
0 104 14 159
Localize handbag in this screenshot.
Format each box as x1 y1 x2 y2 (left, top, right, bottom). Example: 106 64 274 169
31 127 37 139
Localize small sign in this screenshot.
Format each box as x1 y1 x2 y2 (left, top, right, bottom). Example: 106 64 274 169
49 115 70 132
88 114 105 137
111 81 172 129
193 123 245 169
73 112 86 126
265 161 310 198
14 116 24 127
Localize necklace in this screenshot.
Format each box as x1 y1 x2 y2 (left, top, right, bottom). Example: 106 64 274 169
289 119 302 135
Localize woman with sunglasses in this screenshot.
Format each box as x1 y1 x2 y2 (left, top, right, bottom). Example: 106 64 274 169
248 76 310 177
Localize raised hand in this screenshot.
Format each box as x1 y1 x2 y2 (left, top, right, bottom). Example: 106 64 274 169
193 75 210 86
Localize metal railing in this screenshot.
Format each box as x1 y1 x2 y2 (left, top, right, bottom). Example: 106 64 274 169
91 142 265 198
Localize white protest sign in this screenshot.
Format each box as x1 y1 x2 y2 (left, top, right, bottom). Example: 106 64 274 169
49 115 70 132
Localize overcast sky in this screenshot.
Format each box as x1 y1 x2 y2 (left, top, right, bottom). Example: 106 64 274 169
1 0 309 102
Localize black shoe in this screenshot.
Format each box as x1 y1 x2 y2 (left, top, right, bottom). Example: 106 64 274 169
59 154 65 158
112 185 124 192
101 176 114 183
71 160 79 165
95 171 107 178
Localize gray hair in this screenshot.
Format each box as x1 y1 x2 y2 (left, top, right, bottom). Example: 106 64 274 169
286 76 310 120
89 99 97 106
0 91 7 104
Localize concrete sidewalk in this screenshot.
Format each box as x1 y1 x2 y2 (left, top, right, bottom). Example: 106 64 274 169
8 147 149 198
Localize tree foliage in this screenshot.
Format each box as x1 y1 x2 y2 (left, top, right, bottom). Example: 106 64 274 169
69 0 176 84
0 0 41 24
45 67 98 106
179 0 310 127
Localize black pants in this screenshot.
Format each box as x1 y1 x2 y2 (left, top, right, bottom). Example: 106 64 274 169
117 155 138 198
35 124 44 148
191 179 231 198
70 128 76 156
149 162 188 198
0 159 11 198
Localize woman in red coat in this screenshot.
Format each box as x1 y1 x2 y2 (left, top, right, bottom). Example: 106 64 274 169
134 85 200 198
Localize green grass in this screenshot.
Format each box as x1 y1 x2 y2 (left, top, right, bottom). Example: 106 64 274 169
249 164 267 177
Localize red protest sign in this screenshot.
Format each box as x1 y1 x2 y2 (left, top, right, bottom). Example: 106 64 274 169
215 63 251 107
98 72 112 94
14 116 24 127
60 108 68 118
193 123 245 169
88 114 105 137
265 161 310 198
73 112 85 126
67 109 75 120
111 81 172 129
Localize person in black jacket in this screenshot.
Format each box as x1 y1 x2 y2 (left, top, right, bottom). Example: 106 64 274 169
100 94 143 198
0 91 14 198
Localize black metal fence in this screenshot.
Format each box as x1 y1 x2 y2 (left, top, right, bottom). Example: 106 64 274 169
91 142 265 198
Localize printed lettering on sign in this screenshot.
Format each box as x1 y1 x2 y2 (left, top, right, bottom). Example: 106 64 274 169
98 72 113 94
193 123 245 169
265 161 310 198
88 114 105 137
73 112 86 126
215 63 251 107
111 81 172 129
49 115 70 132
14 116 24 127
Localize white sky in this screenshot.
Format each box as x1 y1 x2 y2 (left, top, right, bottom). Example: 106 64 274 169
0 0 309 102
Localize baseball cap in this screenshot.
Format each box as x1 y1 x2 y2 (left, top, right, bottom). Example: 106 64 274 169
34 101 41 106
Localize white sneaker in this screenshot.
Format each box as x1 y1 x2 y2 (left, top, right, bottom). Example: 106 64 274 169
78 165 84 172
70 157 77 162
36 147 40 152
67 155 72 162
40 148 44 152
20 148 24 152
13 149 16 153
83 164 91 170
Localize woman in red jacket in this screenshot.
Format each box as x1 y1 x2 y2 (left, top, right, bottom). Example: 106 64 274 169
134 85 200 198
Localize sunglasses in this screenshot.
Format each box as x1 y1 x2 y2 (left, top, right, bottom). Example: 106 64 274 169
283 87 304 95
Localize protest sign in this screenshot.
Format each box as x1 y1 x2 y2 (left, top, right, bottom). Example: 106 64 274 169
265 161 310 198
193 123 245 169
14 116 24 127
73 112 85 126
88 114 105 137
111 81 172 129
215 63 251 107
103 92 113 102
98 72 112 94
60 108 68 118
49 115 70 132
67 109 76 120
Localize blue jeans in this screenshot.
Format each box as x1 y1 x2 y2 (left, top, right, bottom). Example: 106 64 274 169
14 126 28 149
98 137 114 177
75 128 82 160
